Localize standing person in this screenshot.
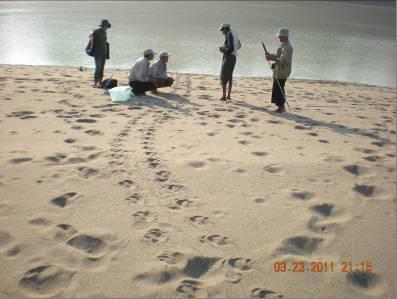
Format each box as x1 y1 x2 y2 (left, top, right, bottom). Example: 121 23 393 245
265 27 293 113
149 51 174 92
128 49 157 96
219 23 240 101
92 19 111 88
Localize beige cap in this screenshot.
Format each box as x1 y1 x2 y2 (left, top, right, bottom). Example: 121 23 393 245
159 51 170 58
219 23 230 31
143 48 156 56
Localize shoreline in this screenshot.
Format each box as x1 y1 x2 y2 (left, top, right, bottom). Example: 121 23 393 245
1 63 395 90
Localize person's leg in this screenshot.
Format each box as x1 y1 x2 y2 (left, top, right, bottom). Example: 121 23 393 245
220 55 227 101
227 80 232 99
221 83 227 100
166 77 174 87
130 81 143 96
98 56 106 86
141 82 156 93
271 79 283 112
226 56 236 100
278 79 286 112
94 56 100 86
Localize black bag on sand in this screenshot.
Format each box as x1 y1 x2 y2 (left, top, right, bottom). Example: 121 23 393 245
101 78 117 90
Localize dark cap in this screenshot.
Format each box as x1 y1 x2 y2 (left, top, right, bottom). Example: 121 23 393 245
100 19 111 28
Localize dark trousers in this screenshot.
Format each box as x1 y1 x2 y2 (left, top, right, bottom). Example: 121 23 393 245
221 54 236 85
271 79 287 107
129 81 156 95
94 56 106 84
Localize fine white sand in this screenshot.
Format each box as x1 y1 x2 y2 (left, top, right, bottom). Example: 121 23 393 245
0 64 395 298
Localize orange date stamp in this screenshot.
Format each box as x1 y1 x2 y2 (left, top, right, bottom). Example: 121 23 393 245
273 260 373 273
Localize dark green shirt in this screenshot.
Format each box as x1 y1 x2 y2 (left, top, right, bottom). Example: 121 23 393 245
93 28 107 57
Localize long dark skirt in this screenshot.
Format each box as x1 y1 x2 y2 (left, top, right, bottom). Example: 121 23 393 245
271 78 287 107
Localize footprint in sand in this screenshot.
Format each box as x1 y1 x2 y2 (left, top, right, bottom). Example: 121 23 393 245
251 288 283 298
143 228 168 244
253 197 266 204
239 140 251 145
155 170 170 182
85 129 103 136
273 236 323 256
45 153 67 164
50 192 78 208
125 193 144 204
263 164 284 175
64 138 76 144
118 180 134 188
346 272 381 290
0 230 13 248
78 167 98 178
353 184 375 197
167 184 185 192
167 198 195 210
187 215 209 226
8 157 33 164
157 251 186 265
251 151 268 157
76 118 96 123
223 258 253 271
67 234 108 257
200 234 230 246
189 161 206 169
132 211 157 224
176 279 206 297
310 203 334 217
291 191 314 201
18 265 75 297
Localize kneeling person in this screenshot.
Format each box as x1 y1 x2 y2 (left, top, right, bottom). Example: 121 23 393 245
149 52 174 90
129 49 157 96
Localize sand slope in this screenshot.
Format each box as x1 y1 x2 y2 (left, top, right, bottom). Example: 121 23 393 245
0 65 395 298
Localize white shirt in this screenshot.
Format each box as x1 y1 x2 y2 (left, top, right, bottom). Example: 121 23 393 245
128 57 150 82
149 60 168 80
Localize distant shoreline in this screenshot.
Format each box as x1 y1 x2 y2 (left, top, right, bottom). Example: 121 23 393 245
1 63 395 89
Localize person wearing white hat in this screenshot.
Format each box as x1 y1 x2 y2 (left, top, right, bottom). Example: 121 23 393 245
219 23 241 101
149 51 174 91
265 27 293 113
128 49 157 96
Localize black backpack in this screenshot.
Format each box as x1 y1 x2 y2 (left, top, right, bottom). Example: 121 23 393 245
85 31 94 57
101 78 117 90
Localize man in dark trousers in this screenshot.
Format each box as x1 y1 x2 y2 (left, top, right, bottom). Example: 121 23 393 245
92 19 111 88
219 23 240 101
265 27 293 113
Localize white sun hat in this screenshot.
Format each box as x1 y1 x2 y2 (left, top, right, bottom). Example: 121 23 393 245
143 48 156 56
219 23 231 31
276 27 289 37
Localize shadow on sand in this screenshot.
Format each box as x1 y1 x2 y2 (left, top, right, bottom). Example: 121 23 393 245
233 101 395 145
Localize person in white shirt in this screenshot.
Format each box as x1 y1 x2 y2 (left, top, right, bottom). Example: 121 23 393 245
128 48 157 96
149 51 174 91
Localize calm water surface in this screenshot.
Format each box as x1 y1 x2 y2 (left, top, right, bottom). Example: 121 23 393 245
0 1 395 87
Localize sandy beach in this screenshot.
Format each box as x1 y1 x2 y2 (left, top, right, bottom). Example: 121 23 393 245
0 64 395 298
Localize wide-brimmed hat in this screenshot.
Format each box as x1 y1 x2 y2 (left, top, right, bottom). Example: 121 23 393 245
276 27 289 37
219 23 230 31
159 51 171 58
100 19 111 28
143 48 156 56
